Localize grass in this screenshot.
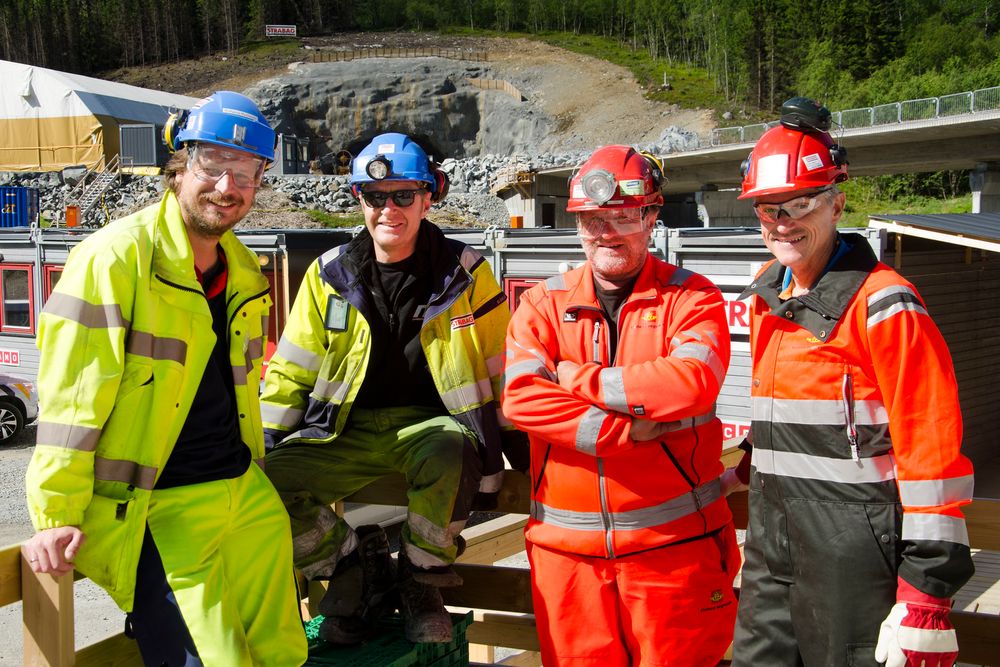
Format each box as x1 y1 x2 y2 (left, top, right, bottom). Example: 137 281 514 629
305 210 365 228
839 180 971 227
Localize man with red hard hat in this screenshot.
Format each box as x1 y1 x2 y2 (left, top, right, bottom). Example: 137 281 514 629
502 145 739 665
730 97 974 667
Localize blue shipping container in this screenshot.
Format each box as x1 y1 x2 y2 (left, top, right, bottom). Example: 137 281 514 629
0 186 39 228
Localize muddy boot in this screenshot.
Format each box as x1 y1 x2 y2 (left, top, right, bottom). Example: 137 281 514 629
317 525 396 645
397 549 454 644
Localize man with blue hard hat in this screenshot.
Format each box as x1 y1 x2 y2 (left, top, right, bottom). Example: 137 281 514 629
22 91 308 665
261 132 527 644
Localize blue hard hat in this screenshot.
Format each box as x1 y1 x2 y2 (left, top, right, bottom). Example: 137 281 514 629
350 133 436 192
174 91 275 162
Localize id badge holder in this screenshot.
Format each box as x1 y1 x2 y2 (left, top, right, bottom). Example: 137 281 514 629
324 295 349 331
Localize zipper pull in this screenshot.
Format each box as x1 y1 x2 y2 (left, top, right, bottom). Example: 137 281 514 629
842 373 860 461
592 320 602 363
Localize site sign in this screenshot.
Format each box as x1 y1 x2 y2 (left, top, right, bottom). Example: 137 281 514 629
0 349 20 366
266 25 297 37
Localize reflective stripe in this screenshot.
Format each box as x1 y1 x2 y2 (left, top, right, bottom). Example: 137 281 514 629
36 421 101 451
232 364 248 386
94 456 157 490
545 274 566 291
246 335 264 361
531 479 721 531
752 396 888 426
868 285 917 308
260 402 304 428
408 511 464 549
753 449 897 484
127 331 187 364
459 246 482 273
403 542 450 569
504 358 553 386
898 475 975 508
276 338 322 372
486 353 504 379
672 342 725 387
599 367 627 412
868 300 927 327
575 405 607 456
657 409 717 434
295 505 351 579
440 377 492 412
902 512 969 546
43 292 128 329
313 376 349 403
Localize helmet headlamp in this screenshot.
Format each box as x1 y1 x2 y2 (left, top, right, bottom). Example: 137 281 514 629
365 155 392 180
580 169 617 206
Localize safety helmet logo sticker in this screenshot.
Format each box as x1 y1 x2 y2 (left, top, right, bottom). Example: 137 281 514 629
619 179 644 196
801 153 824 171
377 143 396 152
755 154 792 190
222 106 260 122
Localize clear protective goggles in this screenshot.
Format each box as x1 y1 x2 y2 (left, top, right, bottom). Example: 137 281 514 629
359 188 426 208
187 144 266 189
752 187 834 224
576 208 647 239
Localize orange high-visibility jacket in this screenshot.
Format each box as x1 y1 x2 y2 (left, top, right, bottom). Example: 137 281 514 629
742 233 974 598
502 256 732 558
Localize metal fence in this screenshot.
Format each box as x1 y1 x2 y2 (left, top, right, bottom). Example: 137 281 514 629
709 85 1000 147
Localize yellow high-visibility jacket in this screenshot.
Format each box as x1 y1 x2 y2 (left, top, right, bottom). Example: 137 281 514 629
260 221 519 494
26 192 272 610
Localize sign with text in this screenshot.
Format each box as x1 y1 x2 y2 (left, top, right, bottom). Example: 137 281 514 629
266 24 297 37
0 349 20 366
723 292 752 336
721 420 750 440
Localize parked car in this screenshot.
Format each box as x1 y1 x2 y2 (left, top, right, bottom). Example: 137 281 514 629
0 372 38 445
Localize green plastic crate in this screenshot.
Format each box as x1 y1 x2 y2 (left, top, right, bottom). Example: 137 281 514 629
304 612 472 667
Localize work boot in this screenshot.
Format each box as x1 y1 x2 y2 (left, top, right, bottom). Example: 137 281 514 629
397 548 454 643
317 525 396 645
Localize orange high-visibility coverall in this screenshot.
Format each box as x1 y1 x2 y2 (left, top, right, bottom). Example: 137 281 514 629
503 256 739 666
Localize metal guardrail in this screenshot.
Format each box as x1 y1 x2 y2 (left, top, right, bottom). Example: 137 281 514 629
709 85 1000 147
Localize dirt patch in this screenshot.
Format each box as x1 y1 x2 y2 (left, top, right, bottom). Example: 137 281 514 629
104 32 715 149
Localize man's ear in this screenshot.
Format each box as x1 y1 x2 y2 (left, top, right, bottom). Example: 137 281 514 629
830 191 846 224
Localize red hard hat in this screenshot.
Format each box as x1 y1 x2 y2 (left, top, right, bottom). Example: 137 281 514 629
738 125 848 200
567 146 665 212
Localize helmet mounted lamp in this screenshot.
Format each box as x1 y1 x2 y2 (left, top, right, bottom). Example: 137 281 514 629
581 168 617 206
365 155 392 180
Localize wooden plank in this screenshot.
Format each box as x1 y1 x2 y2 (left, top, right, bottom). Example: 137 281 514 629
443 564 533 614
76 633 143 666
465 612 540 652
459 515 528 565
344 471 532 515
954 608 1000 665
0 543 21 607
966 498 1000 552
21 556 74 667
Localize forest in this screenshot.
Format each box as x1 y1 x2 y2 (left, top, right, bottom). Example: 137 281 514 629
2 0 999 113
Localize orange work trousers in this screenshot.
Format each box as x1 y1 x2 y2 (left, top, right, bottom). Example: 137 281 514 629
527 526 740 667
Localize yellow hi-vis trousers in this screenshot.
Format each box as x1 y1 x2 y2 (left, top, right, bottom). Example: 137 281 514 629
140 463 307 666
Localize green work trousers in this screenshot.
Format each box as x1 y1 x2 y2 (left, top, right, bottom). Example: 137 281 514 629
264 406 483 580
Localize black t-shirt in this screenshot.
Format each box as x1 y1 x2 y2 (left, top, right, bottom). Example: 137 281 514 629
593 276 638 366
155 256 251 489
353 233 445 411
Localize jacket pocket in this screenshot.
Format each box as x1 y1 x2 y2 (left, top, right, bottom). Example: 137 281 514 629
75 489 146 607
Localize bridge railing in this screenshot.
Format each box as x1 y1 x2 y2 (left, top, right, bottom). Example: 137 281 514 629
709 85 1000 146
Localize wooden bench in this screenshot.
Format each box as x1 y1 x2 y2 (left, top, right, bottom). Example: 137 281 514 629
6 449 1000 665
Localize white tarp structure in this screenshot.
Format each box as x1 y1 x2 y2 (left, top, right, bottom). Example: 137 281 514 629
0 60 200 172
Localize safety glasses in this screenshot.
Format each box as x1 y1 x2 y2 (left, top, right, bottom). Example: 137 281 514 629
188 144 266 189
753 187 834 224
360 188 426 208
576 208 647 239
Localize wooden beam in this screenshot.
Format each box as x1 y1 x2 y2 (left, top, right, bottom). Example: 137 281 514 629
466 612 541 652
459 515 528 565
76 633 143 666
0 543 21 607
443 564 533 614
21 555 74 667
966 498 1000 552
954 608 1000 665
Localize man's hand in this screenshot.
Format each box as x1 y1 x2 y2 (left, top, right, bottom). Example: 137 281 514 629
556 360 580 388
22 526 86 576
875 580 959 667
720 468 749 496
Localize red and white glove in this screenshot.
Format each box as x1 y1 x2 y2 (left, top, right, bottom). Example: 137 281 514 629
875 578 958 667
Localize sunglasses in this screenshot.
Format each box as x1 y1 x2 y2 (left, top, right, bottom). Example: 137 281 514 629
360 188 426 208
753 187 834 224
187 145 266 189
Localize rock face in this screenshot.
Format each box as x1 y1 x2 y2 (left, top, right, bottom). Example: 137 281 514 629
246 58 551 159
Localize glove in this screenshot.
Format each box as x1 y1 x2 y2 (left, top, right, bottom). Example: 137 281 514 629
875 578 958 667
